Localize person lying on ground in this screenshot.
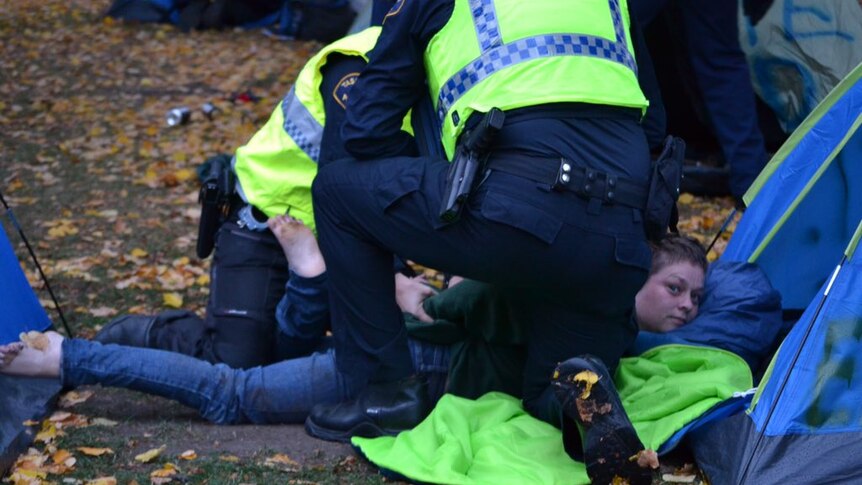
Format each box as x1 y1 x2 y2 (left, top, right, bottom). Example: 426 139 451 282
0 231 704 429
0 215 450 425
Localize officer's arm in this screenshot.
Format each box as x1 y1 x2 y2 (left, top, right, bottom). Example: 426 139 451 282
631 16 667 152
318 53 368 165
342 0 453 160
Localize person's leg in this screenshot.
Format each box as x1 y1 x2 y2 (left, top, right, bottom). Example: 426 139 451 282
406 338 451 403
268 214 330 359
679 0 768 198
2 333 358 424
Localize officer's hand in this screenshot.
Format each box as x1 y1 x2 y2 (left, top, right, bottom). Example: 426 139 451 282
395 273 435 323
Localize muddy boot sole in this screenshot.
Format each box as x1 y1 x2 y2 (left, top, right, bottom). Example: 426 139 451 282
552 355 656 485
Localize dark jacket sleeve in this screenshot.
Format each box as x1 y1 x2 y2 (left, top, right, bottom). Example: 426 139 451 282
318 53 368 165
341 0 453 159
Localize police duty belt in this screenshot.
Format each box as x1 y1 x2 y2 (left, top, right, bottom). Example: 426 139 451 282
487 154 647 209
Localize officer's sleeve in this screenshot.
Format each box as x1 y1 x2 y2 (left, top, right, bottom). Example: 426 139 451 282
631 16 667 152
318 53 368 165
342 0 453 160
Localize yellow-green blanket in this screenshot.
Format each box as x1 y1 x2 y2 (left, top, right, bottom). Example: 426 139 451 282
353 345 751 485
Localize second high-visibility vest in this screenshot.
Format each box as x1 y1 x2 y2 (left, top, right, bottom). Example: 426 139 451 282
233 27 382 233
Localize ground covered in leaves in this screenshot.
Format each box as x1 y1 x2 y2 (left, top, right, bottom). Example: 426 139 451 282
1 1 738 483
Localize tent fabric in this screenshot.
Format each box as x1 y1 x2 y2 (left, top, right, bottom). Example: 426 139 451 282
724 62 862 309
0 226 51 344
0 223 61 474
687 61 862 485
631 260 783 371
691 230 862 484
353 345 751 485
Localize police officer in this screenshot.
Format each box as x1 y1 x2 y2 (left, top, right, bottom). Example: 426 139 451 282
306 0 658 466
630 0 768 201
94 3 400 369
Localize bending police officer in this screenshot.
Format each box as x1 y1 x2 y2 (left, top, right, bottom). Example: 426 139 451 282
94 3 400 368
306 0 657 465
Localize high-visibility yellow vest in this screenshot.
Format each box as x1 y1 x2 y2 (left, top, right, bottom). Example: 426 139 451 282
233 27 382 233
424 0 648 159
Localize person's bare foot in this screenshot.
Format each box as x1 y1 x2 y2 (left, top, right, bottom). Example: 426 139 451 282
0 342 25 367
268 215 325 278
0 331 63 378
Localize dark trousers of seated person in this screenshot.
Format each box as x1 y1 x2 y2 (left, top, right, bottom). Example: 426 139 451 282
312 152 650 425
146 218 299 369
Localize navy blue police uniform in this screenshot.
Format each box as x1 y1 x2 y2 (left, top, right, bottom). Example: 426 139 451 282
306 0 660 440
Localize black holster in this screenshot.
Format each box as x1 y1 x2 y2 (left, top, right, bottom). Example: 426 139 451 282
439 108 506 223
644 136 686 243
196 154 236 259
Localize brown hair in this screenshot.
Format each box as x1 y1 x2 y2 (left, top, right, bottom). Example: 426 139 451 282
649 234 707 275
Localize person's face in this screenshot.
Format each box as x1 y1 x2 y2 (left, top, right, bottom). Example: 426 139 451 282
635 261 705 333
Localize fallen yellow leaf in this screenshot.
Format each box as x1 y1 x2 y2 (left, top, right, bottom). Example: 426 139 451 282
130 248 148 258
59 389 95 407
85 477 117 485
35 423 59 444
162 292 183 308
89 417 118 427
135 445 166 463
48 411 72 422
52 449 73 465
179 450 197 461
264 453 300 470
77 447 114 457
150 463 179 481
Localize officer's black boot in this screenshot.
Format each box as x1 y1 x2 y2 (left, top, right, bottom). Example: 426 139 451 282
304 374 431 443
92 314 157 347
551 355 657 485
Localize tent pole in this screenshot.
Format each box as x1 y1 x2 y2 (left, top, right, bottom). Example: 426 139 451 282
0 190 74 338
736 258 845 484
706 207 738 254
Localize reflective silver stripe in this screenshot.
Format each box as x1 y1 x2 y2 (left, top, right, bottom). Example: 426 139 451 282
281 86 323 163
470 0 502 50
438 0 636 122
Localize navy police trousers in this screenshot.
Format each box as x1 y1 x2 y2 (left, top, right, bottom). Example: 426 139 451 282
312 152 652 425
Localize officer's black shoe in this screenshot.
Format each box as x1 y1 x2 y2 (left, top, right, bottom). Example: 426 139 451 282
92 314 156 347
551 355 657 485
304 374 431 443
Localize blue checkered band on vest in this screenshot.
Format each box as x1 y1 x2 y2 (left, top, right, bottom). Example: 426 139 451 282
470 0 502 50
282 86 323 163
437 0 637 122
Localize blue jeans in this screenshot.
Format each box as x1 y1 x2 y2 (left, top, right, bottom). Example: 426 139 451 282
61 271 450 424
61 337 449 425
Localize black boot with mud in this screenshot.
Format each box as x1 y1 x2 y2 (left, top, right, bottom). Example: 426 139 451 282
552 355 658 485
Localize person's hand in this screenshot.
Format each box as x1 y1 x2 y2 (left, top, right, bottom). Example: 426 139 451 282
395 273 435 323
446 275 465 288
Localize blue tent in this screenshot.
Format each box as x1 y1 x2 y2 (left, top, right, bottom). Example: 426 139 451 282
690 62 862 484
0 214 61 474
